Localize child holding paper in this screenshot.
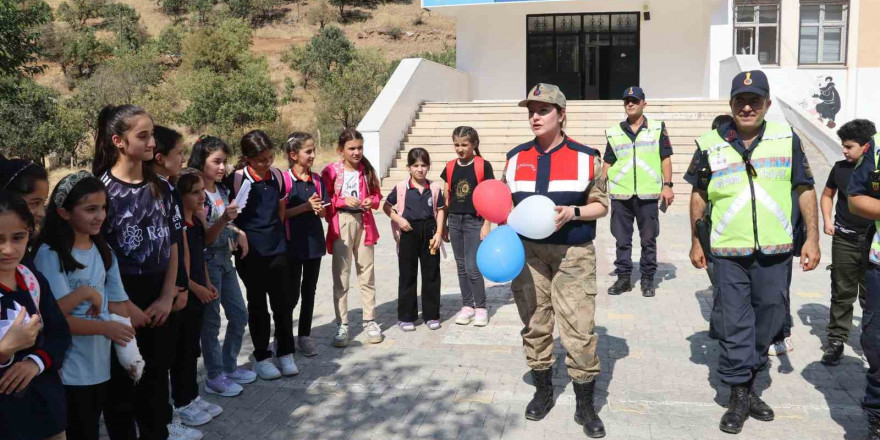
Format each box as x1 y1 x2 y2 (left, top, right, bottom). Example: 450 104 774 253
230 130 296 380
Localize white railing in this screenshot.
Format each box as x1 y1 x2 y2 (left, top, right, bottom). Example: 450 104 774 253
357 58 470 178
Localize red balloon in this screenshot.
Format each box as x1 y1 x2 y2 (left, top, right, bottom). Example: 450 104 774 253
472 180 512 224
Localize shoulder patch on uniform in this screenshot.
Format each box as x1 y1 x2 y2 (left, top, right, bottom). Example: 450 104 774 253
565 139 599 156
506 141 535 160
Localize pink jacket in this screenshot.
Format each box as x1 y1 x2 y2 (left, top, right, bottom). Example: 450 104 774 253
321 161 382 254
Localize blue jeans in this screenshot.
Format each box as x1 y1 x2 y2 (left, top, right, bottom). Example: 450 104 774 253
201 248 249 379
448 213 486 308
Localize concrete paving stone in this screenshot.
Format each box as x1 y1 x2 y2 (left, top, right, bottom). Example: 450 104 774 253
99 136 860 439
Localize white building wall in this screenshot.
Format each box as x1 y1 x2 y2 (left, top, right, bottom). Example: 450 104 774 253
450 0 713 100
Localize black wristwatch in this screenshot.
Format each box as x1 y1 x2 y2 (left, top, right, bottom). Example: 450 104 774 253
663 182 674 188
573 206 581 218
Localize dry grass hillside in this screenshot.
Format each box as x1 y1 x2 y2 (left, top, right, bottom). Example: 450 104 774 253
34 0 456 143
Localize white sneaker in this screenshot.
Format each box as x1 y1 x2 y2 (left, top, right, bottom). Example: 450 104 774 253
768 337 793 356
175 401 212 427
225 368 257 385
251 355 282 380
455 306 475 325
193 396 222 418
168 417 203 440
277 354 299 376
364 321 384 344
333 324 350 347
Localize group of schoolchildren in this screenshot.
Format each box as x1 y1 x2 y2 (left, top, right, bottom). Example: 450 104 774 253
0 102 497 440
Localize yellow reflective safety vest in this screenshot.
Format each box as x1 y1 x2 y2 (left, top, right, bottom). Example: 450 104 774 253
696 122 795 257
868 134 880 265
605 119 664 200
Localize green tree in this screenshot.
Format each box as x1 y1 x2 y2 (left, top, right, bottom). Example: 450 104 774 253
157 0 185 16
181 18 251 73
56 0 106 29
305 0 334 29
68 48 166 129
156 23 184 65
101 3 146 51
0 76 83 162
316 49 388 134
284 25 353 87
50 28 110 79
178 56 278 135
328 0 370 21
0 0 53 77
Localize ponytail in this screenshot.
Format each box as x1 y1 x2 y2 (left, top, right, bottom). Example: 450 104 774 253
92 104 163 199
452 126 481 157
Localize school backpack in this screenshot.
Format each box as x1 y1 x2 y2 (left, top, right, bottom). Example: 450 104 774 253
232 167 286 200
445 156 485 193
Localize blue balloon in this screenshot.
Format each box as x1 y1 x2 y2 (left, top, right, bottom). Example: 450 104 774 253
477 225 525 283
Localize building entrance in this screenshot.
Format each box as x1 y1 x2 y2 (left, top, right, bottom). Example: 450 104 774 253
526 13 640 100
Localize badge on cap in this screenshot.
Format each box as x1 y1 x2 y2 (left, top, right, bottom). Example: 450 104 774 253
628 87 633 95
744 72 753 86
534 86 542 96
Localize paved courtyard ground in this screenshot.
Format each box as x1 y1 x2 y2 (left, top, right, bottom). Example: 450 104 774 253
181 140 866 440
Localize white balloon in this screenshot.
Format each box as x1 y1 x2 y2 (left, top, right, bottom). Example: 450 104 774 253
507 195 557 240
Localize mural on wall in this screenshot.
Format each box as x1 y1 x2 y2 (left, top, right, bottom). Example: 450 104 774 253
810 76 842 129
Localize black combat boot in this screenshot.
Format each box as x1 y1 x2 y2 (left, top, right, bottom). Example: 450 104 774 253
868 415 880 440
607 275 632 295
821 340 844 366
641 275 655 297
719 384 750 434
573 380 606 438
525 369 554 421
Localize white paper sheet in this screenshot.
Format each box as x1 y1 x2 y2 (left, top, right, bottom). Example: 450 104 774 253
233 179 252 213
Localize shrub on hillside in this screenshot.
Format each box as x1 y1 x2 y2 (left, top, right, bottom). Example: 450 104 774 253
316 49 388 137
57 0 107 30
305 0 335 29
42 27 111 79
0 0 52 77
178 56 278 135
156 23 184 65
157 0 186 16
328 0 373 22
181 18 252 73
0 76 83 163
284 25 354 87
67 48 166 128
101 3 147 51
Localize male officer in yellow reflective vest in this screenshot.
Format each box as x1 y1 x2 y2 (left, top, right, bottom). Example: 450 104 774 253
603 87 674 297
685 70 821 434
845 122 880 439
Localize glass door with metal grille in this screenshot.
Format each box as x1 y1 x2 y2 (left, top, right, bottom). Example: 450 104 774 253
527 12 640 100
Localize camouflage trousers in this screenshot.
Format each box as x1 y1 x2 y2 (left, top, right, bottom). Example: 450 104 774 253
511 240 601 383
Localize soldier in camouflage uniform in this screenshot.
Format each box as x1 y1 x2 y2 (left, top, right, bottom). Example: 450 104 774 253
505 83 610 439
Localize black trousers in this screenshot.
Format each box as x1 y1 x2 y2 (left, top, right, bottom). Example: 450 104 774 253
105 274 180 440
66 382 108 440
862 265 880 417
397 219 441 322
713 254 790 386
236 253 293 361
290 257 321 338
610 198 659 277
171 292 204 408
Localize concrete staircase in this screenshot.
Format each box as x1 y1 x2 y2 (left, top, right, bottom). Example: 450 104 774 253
380 100 732 200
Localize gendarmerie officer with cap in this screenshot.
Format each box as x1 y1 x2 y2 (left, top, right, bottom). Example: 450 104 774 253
505 83 610 438
684 70 820 434
603 86 674 297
